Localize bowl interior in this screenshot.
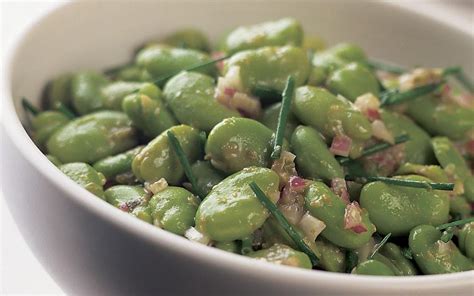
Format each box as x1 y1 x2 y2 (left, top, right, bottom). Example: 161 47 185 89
4 0 474 293
9 1 474 118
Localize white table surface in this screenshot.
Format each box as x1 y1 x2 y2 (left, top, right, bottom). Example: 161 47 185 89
0 1 472 295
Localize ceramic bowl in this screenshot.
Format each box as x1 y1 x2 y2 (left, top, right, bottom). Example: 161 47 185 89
2 1 473 295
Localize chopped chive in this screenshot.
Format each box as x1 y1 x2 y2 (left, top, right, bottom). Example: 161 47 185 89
368 233 391 260
440 227 455 243
249 182 319 266
338 134 409 165
442 66 461 77
436 217 474 230
380 82 443 106
345 250 359 273
401 248 413 260
345 175 454 191
21 97 39 116
240 236 253 255
167 131 205 199
57 103 76 119
271 75 295 159
367 59 406 74
151 54 230 86
199 131 207 148
443 66 474 93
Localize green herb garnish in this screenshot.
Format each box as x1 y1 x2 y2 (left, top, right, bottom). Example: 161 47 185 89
271 75 295 159
401 248 413 260
338 134 409 165
240 236 253 255
345 250 359 273
368 233 392 259
167 131 205 199
440 227 455 243
367 59 406 74
21 97 39 116
436 217 474 231
443 66 474 93
151 54 230 86
57 103 76 119
249 182 319 266
380 82 443 106
345 175 454 191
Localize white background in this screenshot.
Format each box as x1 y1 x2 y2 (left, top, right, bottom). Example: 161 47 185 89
0 1 472 295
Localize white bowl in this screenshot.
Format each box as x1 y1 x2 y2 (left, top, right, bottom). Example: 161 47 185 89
2 1 473 295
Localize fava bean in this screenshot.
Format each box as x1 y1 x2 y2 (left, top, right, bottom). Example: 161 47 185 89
132 125 202 184
195 167 279 241
223 18 303 54
409 224 473 274
47 111 137 163
59 162 106 199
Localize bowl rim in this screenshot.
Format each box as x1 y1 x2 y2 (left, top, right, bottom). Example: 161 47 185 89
2 1 473 292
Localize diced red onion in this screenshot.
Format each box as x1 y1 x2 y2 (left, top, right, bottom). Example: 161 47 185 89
344 201 367 233
331 178 350 204
211 51 226 72
271 151 298 186
330 134 352 157
289 176 307 192
366 108 381 121
371 120 395 144
118 203 129 212
297 212 326 241
215 67 261 118
278 176 309 224
224 87 237 97
355 93 381 122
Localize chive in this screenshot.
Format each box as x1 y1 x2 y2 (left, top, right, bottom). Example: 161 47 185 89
199 131 207 148
338 134 409 165
368 233 391 260
440 227 455 243
271 75 295 159
150 54 230 86
436 217 474 230
345 250 359 273
401 248 413 260
249 182 319 266
443 67 474 93
367 59 406 74
345 175 454 191
380 82 443 106
167 131 204 199
21 97 39 116
240 236 253 255
57 103 76 119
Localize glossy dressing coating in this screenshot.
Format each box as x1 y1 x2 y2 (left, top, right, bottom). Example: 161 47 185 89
47 111 137 163
225 46 310 94
223 18 303 54
59 162 106 199
195 167 279 241
409 225 473 274
291 125 344 180
149 186 200 235
205 117 274 174
163 71 240 131
360 175 450 236
247 243 312 269
305 181 376 249
132 125 202 184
